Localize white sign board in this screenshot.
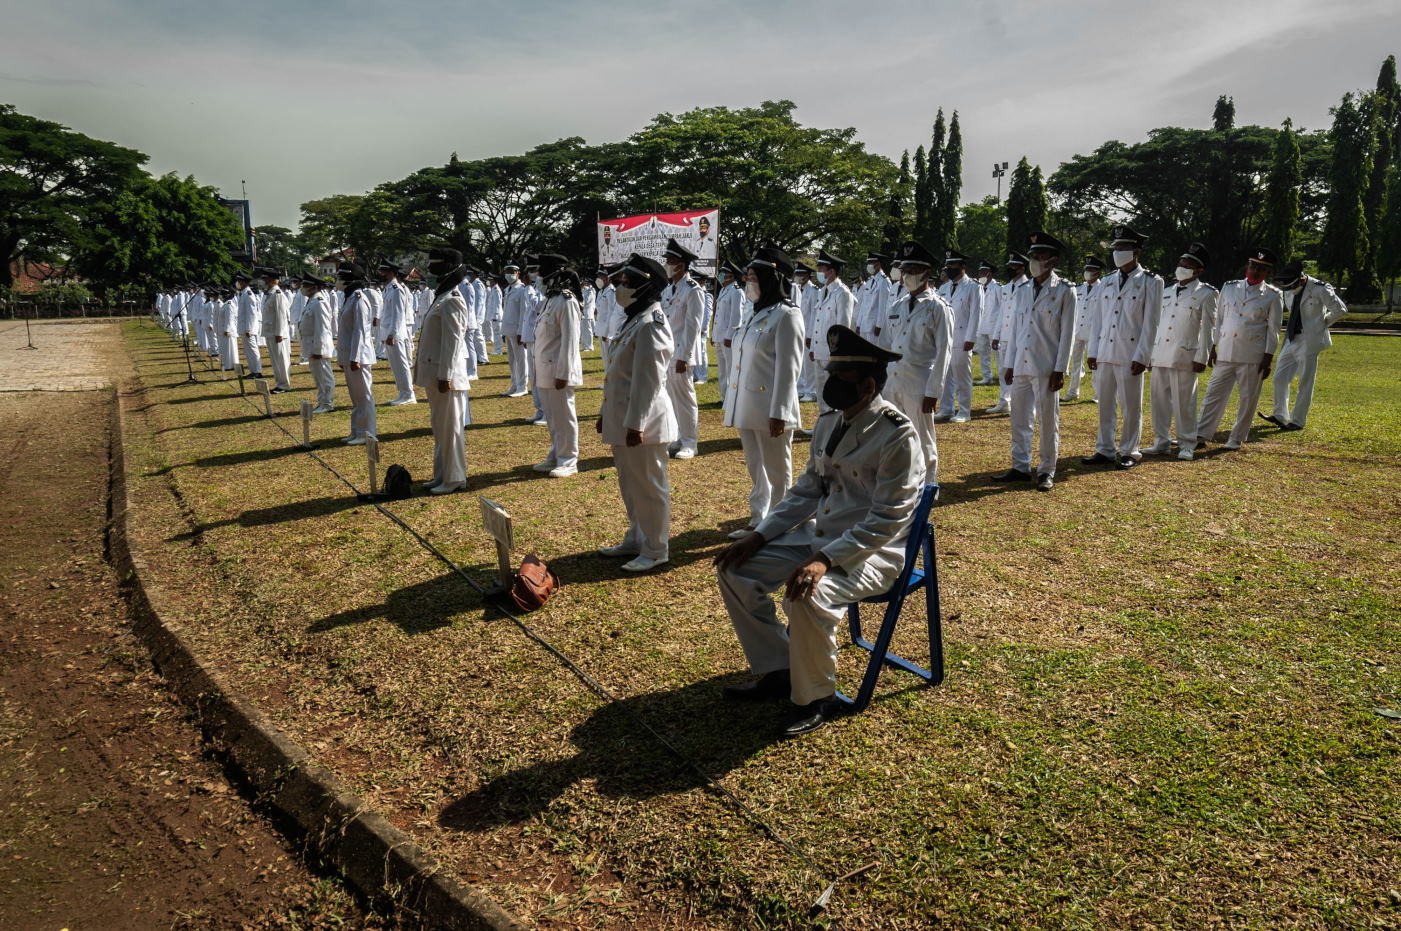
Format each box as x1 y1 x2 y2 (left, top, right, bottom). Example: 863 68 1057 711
598 209 720 278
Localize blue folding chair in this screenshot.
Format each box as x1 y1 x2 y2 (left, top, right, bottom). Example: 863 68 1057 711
836 483 944 712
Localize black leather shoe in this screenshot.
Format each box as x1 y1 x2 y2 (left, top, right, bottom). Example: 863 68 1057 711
992 468 1033 483
782 698 842 739
1081 452 1115 465
1258 413 1285 427
1035 473 1054 491
1283 422 1303 431
1115 456 1137 470
722 669 791 701
1194 440 1207 451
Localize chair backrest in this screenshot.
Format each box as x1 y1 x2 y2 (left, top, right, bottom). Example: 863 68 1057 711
893 483 939 587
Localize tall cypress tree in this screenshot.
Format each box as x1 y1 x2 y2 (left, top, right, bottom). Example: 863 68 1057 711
1260 118 1303 264
1377 161 1401 309
1205 95 1243 281
1322 92 1376 288
925 109 945 245
940 111 963 251
1004 157 1045 257
882 150 912 255
913 146 929 250
1360 55 1400 298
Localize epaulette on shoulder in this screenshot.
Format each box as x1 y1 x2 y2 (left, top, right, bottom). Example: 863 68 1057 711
818 407 841 418
881 408 909 427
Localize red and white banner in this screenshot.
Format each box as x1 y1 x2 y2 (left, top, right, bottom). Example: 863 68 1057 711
597 209 720 277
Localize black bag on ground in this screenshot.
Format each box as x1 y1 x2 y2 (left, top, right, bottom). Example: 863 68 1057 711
383 464 413 500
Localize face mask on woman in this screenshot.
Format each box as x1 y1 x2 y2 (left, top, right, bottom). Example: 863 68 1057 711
822 373 864 411
744 281 762 302
614 285 637 307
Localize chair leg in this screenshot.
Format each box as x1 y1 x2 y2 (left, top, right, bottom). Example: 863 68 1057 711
925 531 945 685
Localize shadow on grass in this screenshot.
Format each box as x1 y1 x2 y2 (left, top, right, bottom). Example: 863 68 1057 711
549 524 736 581
167 493 370 540
307 570 479 636
438 675 784 831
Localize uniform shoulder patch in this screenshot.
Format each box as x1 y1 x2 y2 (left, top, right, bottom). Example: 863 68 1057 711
881 408 909 426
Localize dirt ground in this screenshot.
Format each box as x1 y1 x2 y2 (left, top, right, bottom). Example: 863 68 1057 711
0 320 378 930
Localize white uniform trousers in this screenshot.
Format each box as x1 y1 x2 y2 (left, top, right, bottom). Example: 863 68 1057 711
580 318 595 351
716 344 733 398
218 332 240 370
485 317 501 355
718 535 894 706
385 338 415 402
975 334 995 381
992 345 1012 406
268 338 292 390
938 348 973 417
1065 339 1090 399
1093 362 1144 457
525 345 544 420
612 444 670 560
472 327 489 364
540 386 579 470
694 340 710 384
426 380 468 487
464 333 479 381
797 351 815 397
1149 366 1200 448
507 339 529 394
891 389 939 484
737 428 793 527
1271 338 1320 427
310 358 335 410
342 364 377 441
666 366 700 454
1198 360 1265 447
241 335 262 375
1009 374 1060 477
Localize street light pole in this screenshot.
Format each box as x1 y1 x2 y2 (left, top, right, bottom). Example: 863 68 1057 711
992 161 1009 204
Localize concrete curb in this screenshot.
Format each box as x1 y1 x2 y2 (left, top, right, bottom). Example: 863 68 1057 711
105 384 527 931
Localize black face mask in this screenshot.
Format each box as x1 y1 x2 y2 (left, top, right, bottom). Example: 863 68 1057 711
822 374 865 412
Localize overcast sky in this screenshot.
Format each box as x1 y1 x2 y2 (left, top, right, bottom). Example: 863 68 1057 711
2 0 1397 230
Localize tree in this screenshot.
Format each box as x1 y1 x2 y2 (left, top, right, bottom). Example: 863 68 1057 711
1360 55 1400 298
955 196 1007 270
0 104 147 287
73 173 244 294
297 194 364 261
940 112 963 252
1260 118 1303 264
912 146 929 247
881 150 912 255
250 225 310 273
923 110 945 246
1005 157 1046 257
1375 160 1401 309
1321 92 1376 288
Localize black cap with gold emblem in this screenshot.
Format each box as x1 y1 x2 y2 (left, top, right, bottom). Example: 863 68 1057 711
825 324 901 366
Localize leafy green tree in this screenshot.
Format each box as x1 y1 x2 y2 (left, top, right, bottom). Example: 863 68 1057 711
250 224 310 273
940 112 963 251
955 196 1007 270
1260 118 1303 264
912 145 929 247
1360 55 1400 297
1375 161 1401 309
924 110 945 246
0 104 146 287
1321 92 1376 288
881 150 912 255
1005 158 1046 257
73 173 244 294
297 194 364 261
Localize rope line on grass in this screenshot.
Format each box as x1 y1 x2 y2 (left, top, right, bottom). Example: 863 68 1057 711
196 352 843 900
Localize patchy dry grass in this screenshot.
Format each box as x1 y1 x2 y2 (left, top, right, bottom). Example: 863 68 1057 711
120 322 1399 929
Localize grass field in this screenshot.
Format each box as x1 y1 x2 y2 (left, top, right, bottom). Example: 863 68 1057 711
119 321 1398 929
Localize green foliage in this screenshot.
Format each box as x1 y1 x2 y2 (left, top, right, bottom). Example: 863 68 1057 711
1321 93 1376 287
880 150 912 255
940 112 963 251
297 194 363 261
72 172 244 294
912 145 929 247
923 110 946 247
1005 157 1046 257
0 103 146 287
955 196 1007 270
1260 119 1303 264
1376 161 1401 304
250 224 310 273
1361 55 1400 296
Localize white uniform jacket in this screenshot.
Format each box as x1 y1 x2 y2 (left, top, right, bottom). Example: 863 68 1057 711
298 293 335 359
1073 280 1101 339
532 291 584 386
890 288 954 399
995 277 1033 346
501 281 526 338
662 275 706 365
336 289 377 367
1006 273 1077 376
260 287 290 342
937 276 983 346
413 286 471 388
1285 277 1348 352
1088 266 1161 366
1151 279 1217 370
1214 279 1284 364
236 287 262 342
722 299 804 431
811 280 856 362
754 397 923 579
601 301 677 447
379 280 412 341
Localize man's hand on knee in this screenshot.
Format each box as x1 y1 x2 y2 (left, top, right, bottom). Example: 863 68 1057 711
715 531 765 571
784 555 832 602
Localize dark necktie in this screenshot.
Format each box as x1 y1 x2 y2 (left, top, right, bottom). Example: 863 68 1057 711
1287 286 1304 341
908 291 918 311
1033 280 1042 299
825 418 850 458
